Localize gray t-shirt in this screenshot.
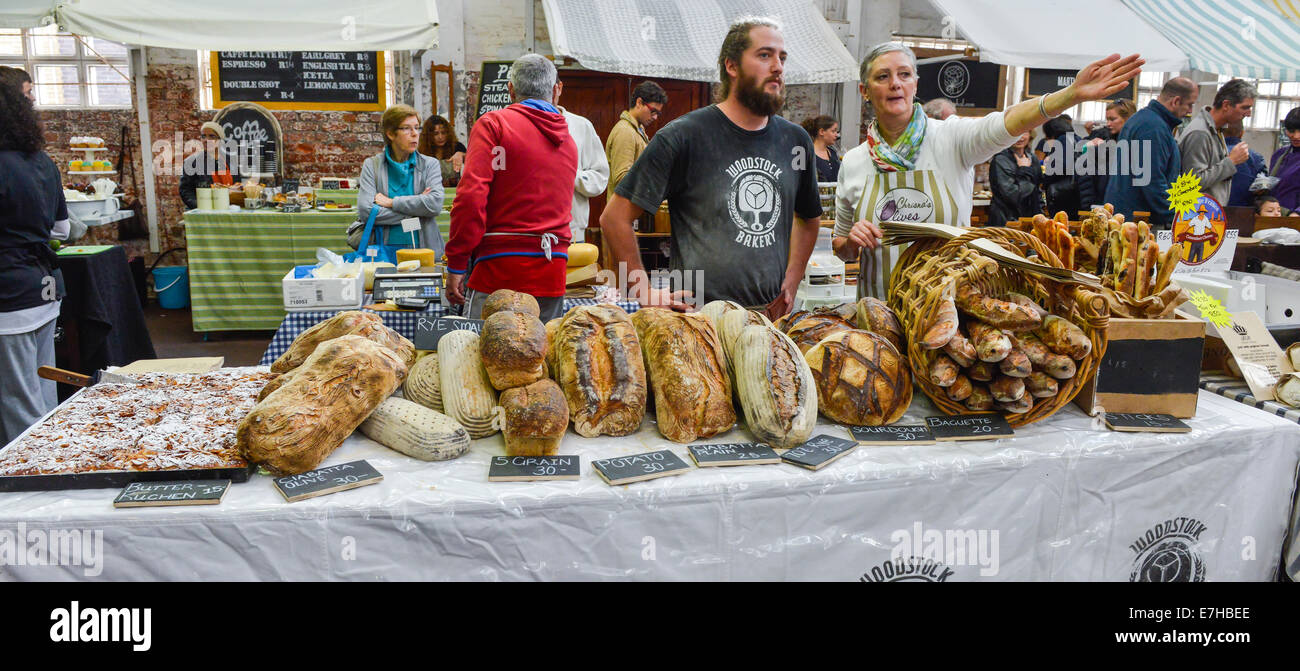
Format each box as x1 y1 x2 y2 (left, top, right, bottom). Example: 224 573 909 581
615 105 823 306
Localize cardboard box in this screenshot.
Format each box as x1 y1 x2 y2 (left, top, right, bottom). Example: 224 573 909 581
1074 311 1207 418
282 267 363 311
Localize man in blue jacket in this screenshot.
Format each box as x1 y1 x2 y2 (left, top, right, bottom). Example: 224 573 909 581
1104 77 1197 228
1225 120 1265 207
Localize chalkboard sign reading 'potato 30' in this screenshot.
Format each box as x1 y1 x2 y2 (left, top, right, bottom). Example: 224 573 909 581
211 51 386 111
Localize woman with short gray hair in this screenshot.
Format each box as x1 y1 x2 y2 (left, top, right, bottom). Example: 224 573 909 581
834 42 1144 298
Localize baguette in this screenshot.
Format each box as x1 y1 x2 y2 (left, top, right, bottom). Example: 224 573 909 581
928 354 960 388
1036 314 1092 360
964 384 995 411
1152 243 1183 294
1135 239 1159 299
955 282 1042 332
945 374 973 402
968 321 1012 362
921 281 959 349
967 360 996 382
942 328 978 367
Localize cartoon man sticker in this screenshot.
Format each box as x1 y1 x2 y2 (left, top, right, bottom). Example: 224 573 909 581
1173 197 1225 266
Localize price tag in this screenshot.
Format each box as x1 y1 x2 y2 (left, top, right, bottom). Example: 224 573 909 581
925 414 1015 441
487 455 580 482
780 434 858 471
366 247 378 258
591 450 692 486
1104 413 1191 433
850 425 936 445
272 460 383 502
400 217 421 233
113 480 229 508
687 443 780 467
413 316 484 350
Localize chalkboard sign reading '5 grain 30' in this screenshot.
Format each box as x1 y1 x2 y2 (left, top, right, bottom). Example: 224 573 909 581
211 52 386 111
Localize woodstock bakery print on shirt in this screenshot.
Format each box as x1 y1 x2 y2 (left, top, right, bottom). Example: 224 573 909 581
727 156 784 248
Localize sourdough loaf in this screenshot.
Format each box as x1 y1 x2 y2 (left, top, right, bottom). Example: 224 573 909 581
270 310 415 374
480 310 547 390
631 308 735 443
552 305 647 437
481 289 540 321
500 379 570 456
804 329 912 426
734 324 817 449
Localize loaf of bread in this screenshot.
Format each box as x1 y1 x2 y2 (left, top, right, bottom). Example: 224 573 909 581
438 330 501 439
804 330 912 426
403 354 442 412
733 324 818 449
699 300 745 331
632 308 735 443
855 297 904 352
717 308 772 385
481 289 540 321
552 305 647 437
271 310 415 374
500 379 570 456
238 335 408 475
787 314 856 354
481 310 547 390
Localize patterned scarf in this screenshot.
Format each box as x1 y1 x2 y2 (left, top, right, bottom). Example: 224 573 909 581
865 102 927 172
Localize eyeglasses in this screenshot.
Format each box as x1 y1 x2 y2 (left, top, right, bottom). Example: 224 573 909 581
396 125 421 134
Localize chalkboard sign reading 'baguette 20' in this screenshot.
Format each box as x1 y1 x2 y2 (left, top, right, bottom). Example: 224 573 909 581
211 52 386 111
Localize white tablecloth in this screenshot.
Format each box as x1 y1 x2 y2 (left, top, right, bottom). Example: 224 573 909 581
2 391 1297 581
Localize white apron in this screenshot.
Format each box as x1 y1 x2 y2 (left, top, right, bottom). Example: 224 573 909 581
853 168 962 300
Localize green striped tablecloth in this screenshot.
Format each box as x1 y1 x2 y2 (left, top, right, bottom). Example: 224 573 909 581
183 209 357 332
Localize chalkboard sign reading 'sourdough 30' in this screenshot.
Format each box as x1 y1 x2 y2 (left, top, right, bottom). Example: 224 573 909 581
211 51 386 111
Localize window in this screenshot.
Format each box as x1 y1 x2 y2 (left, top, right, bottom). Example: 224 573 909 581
0 26 131 108
198 50 396 110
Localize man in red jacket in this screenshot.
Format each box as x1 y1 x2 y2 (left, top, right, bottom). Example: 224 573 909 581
444 54 579 321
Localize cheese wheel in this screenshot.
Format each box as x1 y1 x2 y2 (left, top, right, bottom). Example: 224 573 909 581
397 248 437 267
567 243 599 268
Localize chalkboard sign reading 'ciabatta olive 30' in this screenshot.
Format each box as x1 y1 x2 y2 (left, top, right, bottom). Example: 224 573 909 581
925 414 1015 441
488 456 581 482
780 434 858 471
475 61 514 120
1104 413 1191 433
113 480 230 508
211 51 386 111
273 460 383 502
687 443 780 467
414 317 484 351
850 425 937 445
592 450 692 485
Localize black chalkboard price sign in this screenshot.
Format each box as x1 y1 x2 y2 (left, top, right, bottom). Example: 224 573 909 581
488 455 581 482
850 425 936 445
211 51 386 111
475 61 514 120
273 460 383 502
413 316 484 351
113 480 230 508
687 443 780 467
591 450 692 485
917 58 1004 112
1104 413 1191 433
780 434 858 471
925 414 1015 441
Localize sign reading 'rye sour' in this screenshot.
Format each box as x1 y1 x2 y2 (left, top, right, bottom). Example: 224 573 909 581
211 51 386 111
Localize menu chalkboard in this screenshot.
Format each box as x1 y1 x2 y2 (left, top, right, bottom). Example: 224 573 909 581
273 460 383 502
687 443 780 467
780 434 858 471
413 316 484 351
113 480 229 508
850 425 936 445
475 61 514 120
917 58 1004 112
925 414 1014 441
591 450 692 486
211 51 386 111
212 102 283 177
488 455 581 481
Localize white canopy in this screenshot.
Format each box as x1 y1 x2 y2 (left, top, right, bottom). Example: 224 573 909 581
8 0 438 50
541 0 859 84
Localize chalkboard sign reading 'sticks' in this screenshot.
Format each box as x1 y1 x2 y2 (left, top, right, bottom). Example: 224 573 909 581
414 317 484 351
781 434 858 471
688 443 780 467
488 456 580 482
113 480 230 508
1104 413 1191 433
592 450 692 485
850 425 936 445
926 414 1015 441
273 460 383 502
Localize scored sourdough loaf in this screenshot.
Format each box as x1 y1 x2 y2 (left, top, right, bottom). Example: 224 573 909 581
500 378 570 456
238 335 408 476
403 354 442 413
438 330 501 438
552 305 646 437
481 289 540 321
786 314 856 354
631 308 735 443
733 324 817 449
804 329 912 426
270 310 415 374
480 310 547 390
359 396 470 461
855 297 904 352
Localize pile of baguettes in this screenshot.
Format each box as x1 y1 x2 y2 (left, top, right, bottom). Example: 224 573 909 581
234 290 921 475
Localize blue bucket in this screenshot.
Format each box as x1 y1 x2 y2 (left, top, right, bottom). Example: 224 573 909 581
153 265 190 309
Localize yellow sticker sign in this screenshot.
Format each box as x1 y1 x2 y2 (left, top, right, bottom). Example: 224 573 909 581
1188 289 1231 328
1167 172 1203 220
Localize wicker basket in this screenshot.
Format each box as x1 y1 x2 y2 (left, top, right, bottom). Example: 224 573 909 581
888 228 1109 426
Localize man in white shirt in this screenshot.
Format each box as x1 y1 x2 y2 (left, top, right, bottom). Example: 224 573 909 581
555 81 610 243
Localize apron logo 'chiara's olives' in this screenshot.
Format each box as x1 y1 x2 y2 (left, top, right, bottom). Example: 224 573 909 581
873 187 935 223
725 156 784 249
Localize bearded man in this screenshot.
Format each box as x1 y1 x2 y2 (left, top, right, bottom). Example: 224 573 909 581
598 17 823 319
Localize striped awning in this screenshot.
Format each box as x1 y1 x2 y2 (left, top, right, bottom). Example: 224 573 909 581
540 0 859 84
1123 0 1300 80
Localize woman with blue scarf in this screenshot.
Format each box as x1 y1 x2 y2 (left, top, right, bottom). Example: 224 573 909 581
833 43 1143 299
351 104 446 256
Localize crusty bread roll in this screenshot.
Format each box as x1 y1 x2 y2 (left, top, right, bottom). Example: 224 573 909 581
480 310 547 390
500 379 569 456
481 289 540 321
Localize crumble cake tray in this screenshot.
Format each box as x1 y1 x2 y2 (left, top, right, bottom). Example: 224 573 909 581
0 368 275 492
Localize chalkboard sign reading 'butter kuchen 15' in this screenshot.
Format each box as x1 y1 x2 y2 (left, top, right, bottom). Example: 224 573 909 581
211 51 386 111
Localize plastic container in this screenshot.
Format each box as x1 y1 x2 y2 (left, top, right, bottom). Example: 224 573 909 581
153 265 190 309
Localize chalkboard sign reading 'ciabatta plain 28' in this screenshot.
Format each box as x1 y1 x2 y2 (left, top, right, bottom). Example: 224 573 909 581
211 51 386 111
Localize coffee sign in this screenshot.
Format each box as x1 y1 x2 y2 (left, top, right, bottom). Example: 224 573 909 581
212 102 283 178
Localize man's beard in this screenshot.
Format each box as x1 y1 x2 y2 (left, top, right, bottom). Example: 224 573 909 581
735 71 785 117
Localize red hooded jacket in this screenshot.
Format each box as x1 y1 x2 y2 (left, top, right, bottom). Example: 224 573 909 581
445 102 578 297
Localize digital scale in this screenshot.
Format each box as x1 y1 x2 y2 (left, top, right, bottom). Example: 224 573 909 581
371 267 444 303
